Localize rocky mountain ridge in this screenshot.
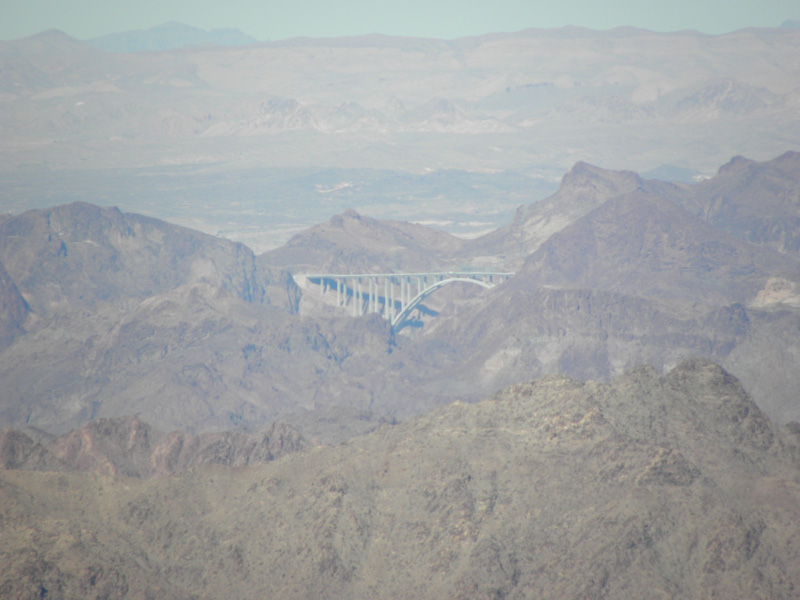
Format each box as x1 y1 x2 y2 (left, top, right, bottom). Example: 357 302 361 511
1 152 799 439
0 416 306 477
85 21 257 53
1 25 797 177
2 360 800 598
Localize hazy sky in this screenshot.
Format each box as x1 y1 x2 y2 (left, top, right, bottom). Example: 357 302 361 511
2 0 799 41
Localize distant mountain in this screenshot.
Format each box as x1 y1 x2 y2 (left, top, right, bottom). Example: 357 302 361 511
2 360 800 598
0 202 449 438
424 153 800 421
683 151 800 256
1 153 799 442
262 208 465 273
516 188 799 305
462 161 656 269
85 21 257 52
0 201 295 316
671 79 780 119
1 24 797 176
0 29 110 94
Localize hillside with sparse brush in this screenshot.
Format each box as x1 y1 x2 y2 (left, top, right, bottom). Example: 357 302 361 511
3 360 800 599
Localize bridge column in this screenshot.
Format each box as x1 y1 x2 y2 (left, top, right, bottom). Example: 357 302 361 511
398 277 403 310
383 277 388 319
336 278 342 307
390 277 395 319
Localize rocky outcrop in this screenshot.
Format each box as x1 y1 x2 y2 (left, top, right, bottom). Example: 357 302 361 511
0 202 298 317
0 259 28 350
2 361 799 599
0 415 307 477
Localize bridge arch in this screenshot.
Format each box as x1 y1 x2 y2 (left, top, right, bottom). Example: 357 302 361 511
390 277 493 329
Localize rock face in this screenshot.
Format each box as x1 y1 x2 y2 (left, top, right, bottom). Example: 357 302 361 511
262 208 465 273
1 361 799 599
0 202 298 316
0 204 321 434
686 152 800 256
0 259 28 350
0 416 307 477
464 161 652 269
516 190 799 304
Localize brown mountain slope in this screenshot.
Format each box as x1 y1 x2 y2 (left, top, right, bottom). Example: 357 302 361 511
416 152 800 422
0 280 411 434
0 415 307 477
2 360 799 599
426 285 751 386
3 152 799 441
463 162 684 270
0 203 479 438
0 201 298 317
464 151 800 274
423 275 800 424
0 259 28 350
684 151 800 256
261 208 465 273
517 189 800 305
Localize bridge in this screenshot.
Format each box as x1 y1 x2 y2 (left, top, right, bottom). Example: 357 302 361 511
300 271 514 331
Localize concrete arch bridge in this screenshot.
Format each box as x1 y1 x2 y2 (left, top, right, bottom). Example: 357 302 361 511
300 271 514 331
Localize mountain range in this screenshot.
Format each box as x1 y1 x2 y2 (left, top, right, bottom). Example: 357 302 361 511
1 25 797 219
2 359 800 598
0 151 798 442
84 21 257 53
2 21 800 598
2 23 798 253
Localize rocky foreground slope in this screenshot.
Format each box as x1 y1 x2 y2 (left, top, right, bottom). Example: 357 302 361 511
2 360 799 599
